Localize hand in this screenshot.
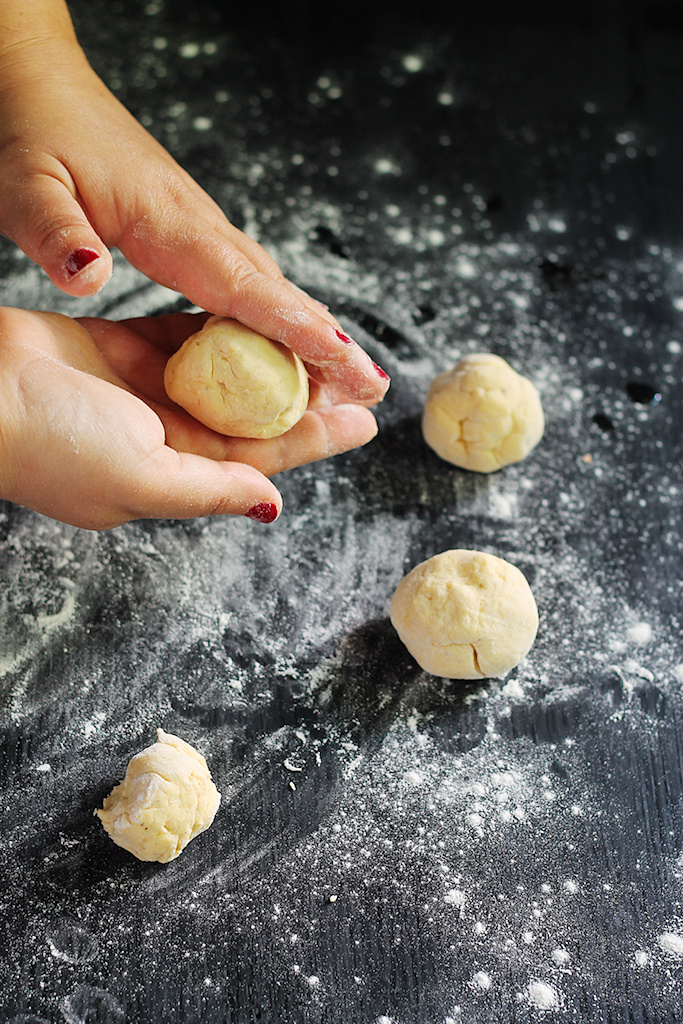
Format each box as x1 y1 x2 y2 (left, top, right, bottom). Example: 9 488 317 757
0 23 390 406
0 308 378 529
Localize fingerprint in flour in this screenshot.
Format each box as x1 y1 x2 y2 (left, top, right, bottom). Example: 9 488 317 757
45 920 98 965
59 986 124 1024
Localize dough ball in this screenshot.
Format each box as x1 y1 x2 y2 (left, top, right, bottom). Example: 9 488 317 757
95 730 221 863
164 316 309 438
422 353 544 472
389 549 538 679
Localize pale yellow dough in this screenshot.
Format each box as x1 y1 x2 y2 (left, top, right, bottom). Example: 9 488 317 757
95 730 221 863
389 549 538 679
164 316 309 438
422 353 544 472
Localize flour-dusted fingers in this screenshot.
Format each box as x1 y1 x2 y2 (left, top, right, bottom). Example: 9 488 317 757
305 378 334 411
85 316 367 416
76 316 377 475
193 219 337 322
158 403 379 475
0 45 388 400
118 217 390 406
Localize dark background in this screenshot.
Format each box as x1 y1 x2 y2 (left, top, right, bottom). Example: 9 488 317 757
1 1 683 1022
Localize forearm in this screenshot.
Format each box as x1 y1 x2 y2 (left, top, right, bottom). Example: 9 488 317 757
0 0 82 89
0 0 77 50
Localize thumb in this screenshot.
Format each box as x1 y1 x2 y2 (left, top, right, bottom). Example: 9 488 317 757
126 449 283 525
2 174 113 296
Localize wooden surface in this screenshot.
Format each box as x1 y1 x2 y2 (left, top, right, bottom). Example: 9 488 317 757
1 2 683 1021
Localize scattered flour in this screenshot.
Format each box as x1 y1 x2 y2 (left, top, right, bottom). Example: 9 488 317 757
0 20 682 1021
658 932 683 957
626 622 653 645
527 981 560 1009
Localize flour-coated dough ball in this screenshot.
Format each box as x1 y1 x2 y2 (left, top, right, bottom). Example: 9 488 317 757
422 353 544 472
164 315 309 438
390 549 538 679
95 730 221 863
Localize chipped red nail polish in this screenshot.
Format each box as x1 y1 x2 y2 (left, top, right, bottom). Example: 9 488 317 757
246 502 279 524
335 330 354 344
373 361 390 381
65 248 100 277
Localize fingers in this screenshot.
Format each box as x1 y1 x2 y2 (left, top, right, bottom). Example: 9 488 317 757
0 57 386 398
125 449 283 525
199 223 332 318
231 404 380 476
119 218 390 405
80 316 379 473
160 404 379 477
1 173 113 296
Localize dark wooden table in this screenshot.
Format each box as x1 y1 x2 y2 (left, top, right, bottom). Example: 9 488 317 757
2 2 683 1021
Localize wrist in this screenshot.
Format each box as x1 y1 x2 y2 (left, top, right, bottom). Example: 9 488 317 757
0 36 89 102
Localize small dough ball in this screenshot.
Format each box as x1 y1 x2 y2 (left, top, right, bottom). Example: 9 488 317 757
389 549 538 679
422 353 544 472
164 315 309 438
95 730 221 863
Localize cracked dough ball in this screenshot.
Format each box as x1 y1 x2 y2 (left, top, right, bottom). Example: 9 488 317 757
390 549 538 679
422 353 544 472
164 315 309 438
95 730 221 863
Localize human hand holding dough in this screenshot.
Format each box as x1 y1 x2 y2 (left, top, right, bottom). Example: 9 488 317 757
390 549 538 679
164 316 309 438
422 353 544 472
95 730 221 863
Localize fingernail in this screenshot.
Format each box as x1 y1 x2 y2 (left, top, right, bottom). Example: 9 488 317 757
65 248 100 277
335 330 355 345
373 361 390 381
246 502 279 524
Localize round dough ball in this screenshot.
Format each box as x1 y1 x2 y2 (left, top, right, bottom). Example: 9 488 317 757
389 549 538 679
95 730 221 863
164 315 309 438
422 353 544 472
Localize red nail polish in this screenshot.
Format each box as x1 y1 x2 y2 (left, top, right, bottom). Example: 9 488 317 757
246 502 279 523
65 248 100 277
335 330 354 344
373 361 390 381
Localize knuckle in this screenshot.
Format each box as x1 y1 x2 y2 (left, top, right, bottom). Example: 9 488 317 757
33 214 83 258
218 259 266 313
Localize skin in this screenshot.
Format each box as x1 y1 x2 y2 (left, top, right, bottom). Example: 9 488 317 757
0 1 389 527
0 308 379 529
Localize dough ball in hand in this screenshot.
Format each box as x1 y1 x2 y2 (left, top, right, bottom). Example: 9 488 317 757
390 549 538 679
95 730 221 863
164 316 309 438
422 353 544 472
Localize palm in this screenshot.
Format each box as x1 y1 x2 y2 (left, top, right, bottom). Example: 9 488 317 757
0 310 377 529
80 313 377 470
